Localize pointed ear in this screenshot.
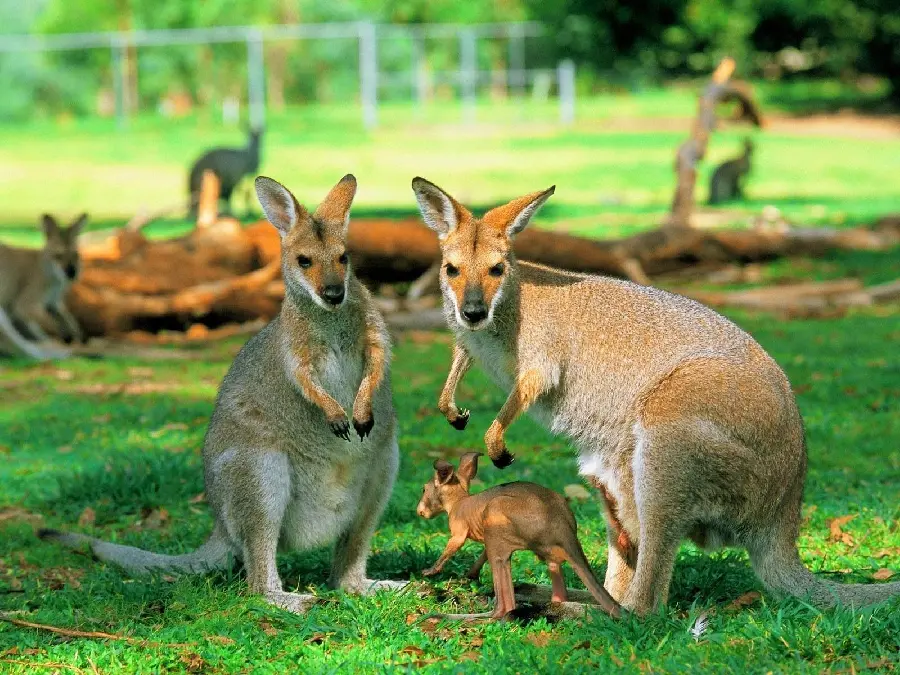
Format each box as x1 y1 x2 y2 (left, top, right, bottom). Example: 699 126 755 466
41 214 60 239
411 177 466 239
313 174 357 235
433 459 456 486
255 176 307 235
457 452 482 488
68 213 88 237
484 186 555 237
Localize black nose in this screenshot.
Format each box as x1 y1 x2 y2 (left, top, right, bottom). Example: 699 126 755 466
65 264 78 279
461 304 488 324
322 285 345 305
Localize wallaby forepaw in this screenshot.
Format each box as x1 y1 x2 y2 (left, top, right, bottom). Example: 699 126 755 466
329 416 352 441
491 449 515 469
449 409 470 430
352 415 374 440
422 566 441 577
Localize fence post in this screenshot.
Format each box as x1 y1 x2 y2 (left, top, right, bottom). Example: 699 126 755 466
411 28 427 117
558 59 575 126
358 21 378 129
508 23 526 97
459 28 477 124
110 35 127 129
246 28 266 130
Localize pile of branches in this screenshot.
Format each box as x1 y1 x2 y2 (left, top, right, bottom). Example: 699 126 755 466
67 61 900 343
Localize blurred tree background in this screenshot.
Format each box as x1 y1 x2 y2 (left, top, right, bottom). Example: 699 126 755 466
1 0 898 122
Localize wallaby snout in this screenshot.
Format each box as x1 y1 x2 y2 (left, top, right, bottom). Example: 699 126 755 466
321 282 346 306
461 286 488 326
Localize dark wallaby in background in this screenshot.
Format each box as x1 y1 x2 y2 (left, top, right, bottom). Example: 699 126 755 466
188 127 262 217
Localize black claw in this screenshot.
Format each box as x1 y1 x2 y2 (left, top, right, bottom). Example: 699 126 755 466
330 419 352 441
449 409 470 431
491 449 515 469
353 416 374 440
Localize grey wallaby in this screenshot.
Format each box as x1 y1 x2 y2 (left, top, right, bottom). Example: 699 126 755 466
0 213 87 361
417 452 621 621
40 174 404 613
709 138 753 204
188 127 262 217
411 176 899 616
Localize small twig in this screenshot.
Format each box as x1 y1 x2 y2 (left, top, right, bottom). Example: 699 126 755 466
0 613 191 648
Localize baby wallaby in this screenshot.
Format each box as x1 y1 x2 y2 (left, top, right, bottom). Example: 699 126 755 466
411 177 900 617
417 452 621 621
40 175 404 613
708 138 753 204
0 213 87 360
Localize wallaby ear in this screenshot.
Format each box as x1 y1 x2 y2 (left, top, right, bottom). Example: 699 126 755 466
41 214 60 239
255 176 306 235
433 459 456 486
68 213 88 237
411 177 466 239
457 452 482 487
313 174 357 234
484 186 555 238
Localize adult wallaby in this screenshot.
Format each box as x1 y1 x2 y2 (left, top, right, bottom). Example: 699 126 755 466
416 452 621 621
411 176 899 616
709 138 753 204
41 175 405 613
0 213 87 360
188 127 262 217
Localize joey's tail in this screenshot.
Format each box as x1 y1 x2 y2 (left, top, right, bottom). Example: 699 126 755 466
38 525 233 576
751 537 900 609
564 542 622 618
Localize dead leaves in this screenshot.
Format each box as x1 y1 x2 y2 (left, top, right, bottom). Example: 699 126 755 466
828 514 857 547
77 507 96 527
872 568 894 581
724 591 761 612
0 508 42 527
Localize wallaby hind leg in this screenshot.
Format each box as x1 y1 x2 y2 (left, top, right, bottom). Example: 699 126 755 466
327 438 404 594
243 533 316 614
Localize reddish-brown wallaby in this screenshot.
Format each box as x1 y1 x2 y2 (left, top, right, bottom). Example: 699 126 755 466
411 176 900 616
416 452 621 621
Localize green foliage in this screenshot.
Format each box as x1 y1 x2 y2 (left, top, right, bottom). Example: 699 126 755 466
0 279 898 671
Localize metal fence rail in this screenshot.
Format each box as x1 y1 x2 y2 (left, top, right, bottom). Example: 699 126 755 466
0 21 575 129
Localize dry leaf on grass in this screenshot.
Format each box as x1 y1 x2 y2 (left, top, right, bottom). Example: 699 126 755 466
0 508 42 526
526 631 556 648
873 548 899 559
306 633 327 645
259 619 278 636
140 508 170 530
724 591 761 612
827 515 857 546
77 507 96 527
180 652 206 673
189 493 206 504
460 651 480 662
872 568 894 581
150 423 189 438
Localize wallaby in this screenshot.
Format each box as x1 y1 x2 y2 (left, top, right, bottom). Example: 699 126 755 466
188 127 262 217
708 138 753 204
411 176 900 616
417 452 621 621
40 175 405 613
0 213 87 360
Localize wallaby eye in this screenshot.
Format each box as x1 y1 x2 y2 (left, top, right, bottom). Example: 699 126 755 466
338 252 349 265
489 263 505 277
445 263 459 278
297 255 312 269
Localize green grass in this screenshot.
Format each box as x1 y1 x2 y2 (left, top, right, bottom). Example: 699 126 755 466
1 84 899 247
1 275 898 672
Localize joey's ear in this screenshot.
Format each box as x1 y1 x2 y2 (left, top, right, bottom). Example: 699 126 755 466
484 186 555 238
255 176 307 235
433 459 455 485
68 213 88 237
411 177 466 239
313 174 357 235
457 452 482 487
41 214 60 239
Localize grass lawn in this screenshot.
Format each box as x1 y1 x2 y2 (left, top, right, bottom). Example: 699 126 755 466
1 83 899 247
1 249 898 671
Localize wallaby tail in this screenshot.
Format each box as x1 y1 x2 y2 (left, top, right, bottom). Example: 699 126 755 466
751 537 900 609
38 525 233 576
564 542 622 618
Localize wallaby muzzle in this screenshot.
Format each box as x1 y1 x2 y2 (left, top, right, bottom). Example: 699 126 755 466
460 286 488 326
